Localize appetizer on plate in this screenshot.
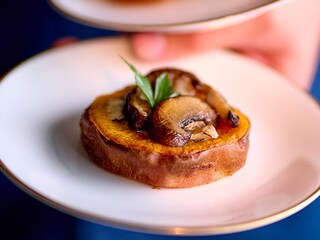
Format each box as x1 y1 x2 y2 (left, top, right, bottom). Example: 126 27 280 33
80 60 250 188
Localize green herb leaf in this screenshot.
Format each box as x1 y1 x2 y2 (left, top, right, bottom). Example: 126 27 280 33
121 57 154 107
122 57 178 108
169 91 180 98
154 72 175 106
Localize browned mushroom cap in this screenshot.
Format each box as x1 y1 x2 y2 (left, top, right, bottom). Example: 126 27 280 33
150 96 217 147
147 68 203 96
123 87 151 130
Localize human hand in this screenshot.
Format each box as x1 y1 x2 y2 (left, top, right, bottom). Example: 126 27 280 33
131 0 320 89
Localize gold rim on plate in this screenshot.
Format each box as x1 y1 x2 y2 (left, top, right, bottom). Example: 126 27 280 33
0 159 319 235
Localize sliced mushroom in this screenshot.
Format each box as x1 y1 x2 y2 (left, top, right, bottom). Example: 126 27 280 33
123 87 150 130
205 87 239 127
150 96 217 147
107 98 125 122
147 68 203 96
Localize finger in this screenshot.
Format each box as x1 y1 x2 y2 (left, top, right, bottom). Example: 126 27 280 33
131 14 277 61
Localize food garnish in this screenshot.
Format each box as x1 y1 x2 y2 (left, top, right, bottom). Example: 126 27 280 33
80 63 250 188
122 57 178 108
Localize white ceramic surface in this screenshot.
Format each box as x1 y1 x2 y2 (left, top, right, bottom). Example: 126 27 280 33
0 37 319 235
49 0 291 32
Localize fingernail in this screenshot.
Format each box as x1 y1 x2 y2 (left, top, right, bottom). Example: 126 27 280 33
132 33 166 60
52 37 78 48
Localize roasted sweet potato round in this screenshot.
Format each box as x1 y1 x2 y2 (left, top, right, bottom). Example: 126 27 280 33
80 86 250 188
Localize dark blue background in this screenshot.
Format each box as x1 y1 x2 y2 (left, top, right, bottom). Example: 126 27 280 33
1 1 319 239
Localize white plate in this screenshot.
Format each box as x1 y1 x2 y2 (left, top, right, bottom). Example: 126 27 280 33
49 0 291 32
0 37 319 235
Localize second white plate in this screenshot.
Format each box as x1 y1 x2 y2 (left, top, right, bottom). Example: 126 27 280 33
49 0 291 32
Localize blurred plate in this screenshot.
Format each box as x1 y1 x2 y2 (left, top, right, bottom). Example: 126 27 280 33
0 37 319 235
49 0 291 32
